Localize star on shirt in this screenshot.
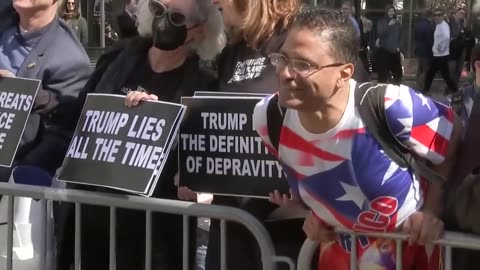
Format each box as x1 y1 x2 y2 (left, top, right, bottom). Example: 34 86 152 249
395 117 413 137
382 161 400 185
336 182 366 209
416 92 431 110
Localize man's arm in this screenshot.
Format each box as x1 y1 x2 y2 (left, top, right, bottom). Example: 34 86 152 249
384 86 463 213
376 20 386 37
423 115 463 216
34 56 92 114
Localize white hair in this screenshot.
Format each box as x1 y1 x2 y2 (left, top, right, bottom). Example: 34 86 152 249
136 0 226 61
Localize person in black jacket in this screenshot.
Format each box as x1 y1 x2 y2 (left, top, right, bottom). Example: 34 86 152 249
414 9 435 90
449 8 468 86
116 0 139 39
54 0 226 269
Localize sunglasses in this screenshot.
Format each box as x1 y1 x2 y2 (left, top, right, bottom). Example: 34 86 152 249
149 0 186 26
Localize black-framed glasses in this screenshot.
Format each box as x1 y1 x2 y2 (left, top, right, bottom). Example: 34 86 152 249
149 0 186 26
269 53 345 77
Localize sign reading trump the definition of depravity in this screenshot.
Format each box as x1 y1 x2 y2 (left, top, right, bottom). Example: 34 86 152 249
58 94 186 196
179 93 289 198
0 77 40 167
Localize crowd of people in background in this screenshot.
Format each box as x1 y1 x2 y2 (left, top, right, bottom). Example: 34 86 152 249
3 0 480 270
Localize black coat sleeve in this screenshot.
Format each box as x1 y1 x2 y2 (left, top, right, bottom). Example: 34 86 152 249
117 13 138 38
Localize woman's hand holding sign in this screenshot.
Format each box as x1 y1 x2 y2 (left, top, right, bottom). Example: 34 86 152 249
269 189 302 208
174 173 198 201
177 186 198 201
125 91 159 107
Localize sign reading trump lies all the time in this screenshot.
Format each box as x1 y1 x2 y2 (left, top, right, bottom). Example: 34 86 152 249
58 94 185 196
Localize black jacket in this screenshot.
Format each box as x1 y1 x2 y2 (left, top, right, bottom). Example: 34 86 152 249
116 11 138 39
414 17 435 58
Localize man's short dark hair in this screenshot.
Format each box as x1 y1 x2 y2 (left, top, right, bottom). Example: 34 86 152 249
291 7 359 64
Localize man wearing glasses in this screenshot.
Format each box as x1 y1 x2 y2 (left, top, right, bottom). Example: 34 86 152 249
254 7 462 270
423 8 459 95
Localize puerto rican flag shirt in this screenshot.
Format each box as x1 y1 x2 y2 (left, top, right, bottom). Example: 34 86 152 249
253 80 453 266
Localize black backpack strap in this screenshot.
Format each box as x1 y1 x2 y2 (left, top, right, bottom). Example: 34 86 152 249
266 94 287 151
355 82 446 185
354 82 411 168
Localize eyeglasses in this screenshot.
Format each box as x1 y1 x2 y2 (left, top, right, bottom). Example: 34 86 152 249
269 53 345 77
149 0 186 26
67 2 75 5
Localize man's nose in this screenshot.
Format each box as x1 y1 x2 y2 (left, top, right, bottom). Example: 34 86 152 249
276 63 296 82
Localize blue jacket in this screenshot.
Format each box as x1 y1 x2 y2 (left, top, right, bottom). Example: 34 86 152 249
0 7 92 175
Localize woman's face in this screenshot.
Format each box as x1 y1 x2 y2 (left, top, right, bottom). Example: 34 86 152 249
212 0 241 29
66 0 75 12
388 8 395 19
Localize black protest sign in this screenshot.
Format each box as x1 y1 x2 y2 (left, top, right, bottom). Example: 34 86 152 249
179 96 289 198
0 77 40 167
58 94 185 195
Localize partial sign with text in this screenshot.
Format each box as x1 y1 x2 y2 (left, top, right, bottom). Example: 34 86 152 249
179 94 289 198
0 77 40 167
58 94 185 196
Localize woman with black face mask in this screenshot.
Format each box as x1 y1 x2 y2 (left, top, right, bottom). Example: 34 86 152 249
53 0 226 269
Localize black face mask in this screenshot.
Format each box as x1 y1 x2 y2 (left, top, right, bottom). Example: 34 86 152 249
151 10 187 50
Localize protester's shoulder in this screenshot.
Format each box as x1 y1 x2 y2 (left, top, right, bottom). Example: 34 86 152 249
92 37 149 69
79 15 87 25
253 94 278 147
382 83 453 123
253 94 277 128
185 55 217 91
197 65 217 90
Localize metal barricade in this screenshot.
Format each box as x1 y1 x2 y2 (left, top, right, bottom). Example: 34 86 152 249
297 228 480 270
0 182 295 270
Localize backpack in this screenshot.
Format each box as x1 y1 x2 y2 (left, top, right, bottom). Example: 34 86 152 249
265 82 446 185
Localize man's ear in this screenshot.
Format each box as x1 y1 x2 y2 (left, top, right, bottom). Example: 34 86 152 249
339 63 354 82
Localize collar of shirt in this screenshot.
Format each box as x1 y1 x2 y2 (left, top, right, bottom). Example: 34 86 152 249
16 17 56 47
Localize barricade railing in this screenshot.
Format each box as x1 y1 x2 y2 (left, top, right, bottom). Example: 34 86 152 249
297 228 480 270
0 182 295 270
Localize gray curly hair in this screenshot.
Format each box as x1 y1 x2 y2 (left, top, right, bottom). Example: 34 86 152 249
136 0 226 60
